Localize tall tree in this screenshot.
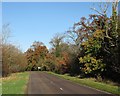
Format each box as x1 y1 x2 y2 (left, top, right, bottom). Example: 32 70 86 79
25 41 48 71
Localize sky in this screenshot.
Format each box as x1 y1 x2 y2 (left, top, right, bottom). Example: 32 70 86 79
118 2 120 14
2 2 112 52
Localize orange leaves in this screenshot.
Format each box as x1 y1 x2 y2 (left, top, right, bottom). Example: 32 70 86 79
93 30 104 39
61 52 69 64
57 59 65 65
25 41 49 71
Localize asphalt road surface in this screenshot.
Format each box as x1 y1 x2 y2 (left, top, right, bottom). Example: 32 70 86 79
27 71 112 95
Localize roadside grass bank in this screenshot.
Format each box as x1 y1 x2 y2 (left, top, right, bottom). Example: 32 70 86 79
47 71 120 95
2 72 29 94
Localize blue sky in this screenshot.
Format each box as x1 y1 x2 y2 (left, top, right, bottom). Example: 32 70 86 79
2 2 112 52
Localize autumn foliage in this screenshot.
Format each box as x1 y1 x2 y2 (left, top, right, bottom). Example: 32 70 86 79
2 24 27 77
2 44 27 77
2 2 119 83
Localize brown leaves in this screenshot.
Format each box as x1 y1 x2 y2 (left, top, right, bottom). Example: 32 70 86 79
25 41 48 71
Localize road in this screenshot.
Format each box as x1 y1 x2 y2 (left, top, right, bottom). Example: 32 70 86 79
27 71 112 95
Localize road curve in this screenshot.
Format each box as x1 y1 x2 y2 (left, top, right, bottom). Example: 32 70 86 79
27 71 112 95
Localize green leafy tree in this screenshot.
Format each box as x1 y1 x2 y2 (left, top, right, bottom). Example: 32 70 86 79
79 29 105 78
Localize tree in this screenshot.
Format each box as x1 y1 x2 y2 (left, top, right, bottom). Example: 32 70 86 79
2 24 28 77
49 34 72 74
102 1 120 82
66 2 120 82
50 34 65 57
25 41 48 71
2 43 27 77
79 30 106 78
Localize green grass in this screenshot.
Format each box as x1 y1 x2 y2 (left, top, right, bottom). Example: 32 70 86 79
47 71 120 95
2 72 29 94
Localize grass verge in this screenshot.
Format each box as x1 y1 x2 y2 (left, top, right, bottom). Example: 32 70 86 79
2 72 29 94
47 71 120 95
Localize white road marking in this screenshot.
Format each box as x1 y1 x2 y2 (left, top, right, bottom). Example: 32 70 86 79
60 88 63 91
